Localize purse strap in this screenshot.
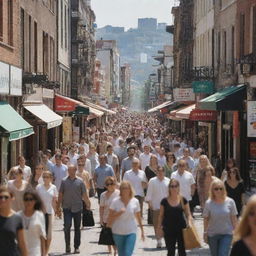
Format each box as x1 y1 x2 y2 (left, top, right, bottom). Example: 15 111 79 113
180 196 188 226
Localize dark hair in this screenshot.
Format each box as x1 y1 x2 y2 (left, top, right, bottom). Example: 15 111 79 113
166 152 176 163
226 158 236 172
107 144 113 150
127 146 136 153
55 153 62 159
23 190 45 212
227 167 242 181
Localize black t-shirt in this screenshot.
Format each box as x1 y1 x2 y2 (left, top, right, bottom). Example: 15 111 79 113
224 181 245 214
160 197 187 234
145 166 157 181
230 239 252 256
0 213 23 256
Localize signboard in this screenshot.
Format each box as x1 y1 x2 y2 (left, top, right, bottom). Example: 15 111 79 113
72 126 80 142
43 88 54 98
0 62 10 94
189 109 217 121
173 88 195 102
55 95 76 112
192 81 214 94
248 101 256 137
62 117 72 144
10 66 22 96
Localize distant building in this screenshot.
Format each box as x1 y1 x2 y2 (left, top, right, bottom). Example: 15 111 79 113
158 23 167 31
120 64 131 106
138 18 157 31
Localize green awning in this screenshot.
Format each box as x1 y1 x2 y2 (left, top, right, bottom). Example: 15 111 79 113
0 102 34 141
68 106 90 116
198 84 246 111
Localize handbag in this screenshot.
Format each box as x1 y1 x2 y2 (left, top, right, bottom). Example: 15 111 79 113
89 188 95 198
147 208 153 225
98 227 115 245
82 209 95 227
180 196 201 250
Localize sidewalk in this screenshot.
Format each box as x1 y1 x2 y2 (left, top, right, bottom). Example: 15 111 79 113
49 198 210 256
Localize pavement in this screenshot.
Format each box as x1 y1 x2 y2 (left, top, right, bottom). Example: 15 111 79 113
49 198 210 256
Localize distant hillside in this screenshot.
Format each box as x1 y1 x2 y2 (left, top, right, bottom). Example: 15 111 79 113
96 23 173 85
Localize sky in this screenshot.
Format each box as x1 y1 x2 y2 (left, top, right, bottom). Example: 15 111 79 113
91 0 176 30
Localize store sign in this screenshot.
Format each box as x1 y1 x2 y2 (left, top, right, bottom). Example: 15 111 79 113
62 117 72 144
192 81 214 94
173 88 195 102
248 101 256 137
43 88 54 99
0 62 10 94
189 109 217 121
55 95 76 112
10 66 22 96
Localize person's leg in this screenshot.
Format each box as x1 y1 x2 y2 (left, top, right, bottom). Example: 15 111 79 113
113 234 126 256
218 234 232 256
208 235 220 256
45 214 53 254
164 233 177 256
177 229 186 256
135 196 144 215
63 209 72 251
73 211 82 250
123 233 136 256
153 210 162 247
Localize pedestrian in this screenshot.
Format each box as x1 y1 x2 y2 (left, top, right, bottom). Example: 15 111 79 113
8 167 31 212
163 152 177 178
139 145 152 171
36 171 58 255
57 165 91 254
181 148 195 171
157 179 192 256
231 195 256 256
68 144 79 166
16 156 32 182
30 164 45 188
99 176 119 255
224 167 245 216
107 181 145 256
145 154 158 181
221 158 236 182
0 185 28 256
87 143 99 176
79 137 90 155
121 146 137 179
18 190 46 256
106 144 120 180
123 158 148 214
171 159 196 213
94 155 116 203
114 139 128 164
41 150 54 173
145 166 170 248
203 179 238 256
51 153 68 191
156 147 167 168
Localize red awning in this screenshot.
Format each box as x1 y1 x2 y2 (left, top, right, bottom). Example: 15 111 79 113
189 109 217 121
55 94 76 112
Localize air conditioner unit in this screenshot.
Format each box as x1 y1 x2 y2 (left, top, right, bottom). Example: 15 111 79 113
242 64 251 74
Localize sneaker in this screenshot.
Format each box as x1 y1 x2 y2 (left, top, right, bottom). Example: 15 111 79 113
66 246 71 253
74 248 80 254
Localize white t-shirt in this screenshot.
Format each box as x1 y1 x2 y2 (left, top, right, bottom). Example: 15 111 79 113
139 153 152 171
110 197 140 235
16 165 31 182
36 184 58 214
123 170 147 197
145 177 170 210
80 143 89 155
157 155 167 167
68 153 79 166
171 170 195 201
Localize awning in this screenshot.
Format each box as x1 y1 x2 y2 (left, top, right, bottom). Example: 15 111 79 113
175 104 196 119
198 84 246 111
24 104 63 129
88 107 104 117
84 101 116 115
148 101 172 113
0 102 34 141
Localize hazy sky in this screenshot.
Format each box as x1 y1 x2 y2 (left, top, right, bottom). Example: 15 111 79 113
91 0 176 29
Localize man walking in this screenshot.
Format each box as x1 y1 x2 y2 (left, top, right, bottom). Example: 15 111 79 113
121 146 137 179
139 145 152 171
57 165 91 254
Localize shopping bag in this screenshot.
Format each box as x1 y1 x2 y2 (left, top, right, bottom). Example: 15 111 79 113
182 223 202 250
82 209 95 227
98 227 115 245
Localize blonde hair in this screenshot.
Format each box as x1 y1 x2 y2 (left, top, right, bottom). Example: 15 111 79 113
119 181 134 199
42 171 53 178
104 176 116 186
233 195 256 242
168 178 181 197
209 178 227 201
199 155 215 172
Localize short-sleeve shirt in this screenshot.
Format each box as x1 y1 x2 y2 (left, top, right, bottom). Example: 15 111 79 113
203 197 238 236
51 164 68 191
0 213 23 256
59 176 86 213
121 157 137 176
110 197 140 235
171 170 195 201
95 164 115 189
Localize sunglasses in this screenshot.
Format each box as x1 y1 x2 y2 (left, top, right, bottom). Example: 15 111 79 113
24 197 35 202
106 183 114 186
0 195 10 200
169 185 179 189
214 187 223 191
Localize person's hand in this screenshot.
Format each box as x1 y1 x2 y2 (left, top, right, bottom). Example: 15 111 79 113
56 208 62 219
203 233 208 244
156 226 163 238
118 208 125 215
141 230 145 241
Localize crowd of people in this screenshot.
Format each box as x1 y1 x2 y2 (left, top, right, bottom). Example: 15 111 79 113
0 111 256 256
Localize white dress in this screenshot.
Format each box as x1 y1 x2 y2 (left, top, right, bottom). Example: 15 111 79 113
18 210 46 256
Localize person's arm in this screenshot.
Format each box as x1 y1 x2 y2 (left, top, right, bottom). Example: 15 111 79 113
184 201 193 226
191 183 196 196
17 229 28 256
156 205 164 237
203 217 209 244
82 191 91 210
57 192 63 218
93 172 97 188
107 208 125 228
40 236 46 256
135 211 145 241
99 206 104 226
231 215 238 230
145 181 153 209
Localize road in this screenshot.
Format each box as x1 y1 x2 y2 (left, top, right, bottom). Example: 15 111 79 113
49 198 210 256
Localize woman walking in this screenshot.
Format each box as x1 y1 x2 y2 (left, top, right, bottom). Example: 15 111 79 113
30 164 45 188
231 195 256 256
0 186 28 256
107 181 144 256
221 158 236 182
145 155 158 181
157 179 193 256
36 171 58 255
99 177 119 255
163 153 177 178
224 167 245 216
18 190 46 256
203 179 238 256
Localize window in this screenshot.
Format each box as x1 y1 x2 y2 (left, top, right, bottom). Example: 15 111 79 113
8 0 13 45
231 26 235 73
28 15 31 71
43 32 49 75
34 21 38 73
252 6 256 53
240 13 245 57
217 31 221 65
0 0 3 40
223 30 227 69
21 8 25 69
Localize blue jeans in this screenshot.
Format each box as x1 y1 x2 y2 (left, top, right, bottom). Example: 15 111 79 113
63 209 82 249
208 234 232 256
113 233 136 256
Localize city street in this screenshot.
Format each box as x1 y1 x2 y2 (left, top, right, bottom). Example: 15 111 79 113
50 198 210 256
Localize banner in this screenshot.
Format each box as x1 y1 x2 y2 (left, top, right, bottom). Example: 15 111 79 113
62 117 72 144
248 101 256 137
192 81 214 94
173 88 195 102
